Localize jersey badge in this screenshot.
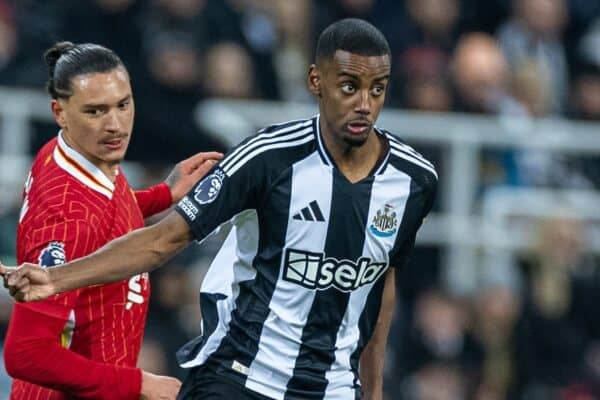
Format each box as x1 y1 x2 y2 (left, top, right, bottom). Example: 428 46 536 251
194 168 225 205
38 241 66 267
369 204 398 238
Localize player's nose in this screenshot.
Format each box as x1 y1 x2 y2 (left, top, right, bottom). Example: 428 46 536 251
104 110 121 132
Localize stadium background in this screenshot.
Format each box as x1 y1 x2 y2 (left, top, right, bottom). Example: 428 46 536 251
0 0 600 399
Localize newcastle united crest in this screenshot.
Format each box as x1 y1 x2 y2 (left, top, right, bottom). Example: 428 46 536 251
369 204 398 237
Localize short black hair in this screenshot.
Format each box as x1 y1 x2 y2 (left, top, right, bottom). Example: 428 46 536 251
44 41 126 99
315 18 391 63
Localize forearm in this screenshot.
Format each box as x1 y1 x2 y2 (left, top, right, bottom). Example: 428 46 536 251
50 212 192 294
5 305 141 399
360 268 396 399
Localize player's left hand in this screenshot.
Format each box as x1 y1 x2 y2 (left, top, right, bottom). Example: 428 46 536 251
166 151 223 204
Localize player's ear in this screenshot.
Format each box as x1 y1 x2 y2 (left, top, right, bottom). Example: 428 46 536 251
307 64 321 98
51 99 67 129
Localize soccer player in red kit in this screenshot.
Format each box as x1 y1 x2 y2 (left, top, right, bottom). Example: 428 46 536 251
3 42 221 400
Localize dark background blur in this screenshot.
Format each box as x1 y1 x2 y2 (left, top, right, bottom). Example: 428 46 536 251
1 1 600 399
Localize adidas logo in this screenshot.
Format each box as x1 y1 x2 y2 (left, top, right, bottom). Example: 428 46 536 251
292 200 325 222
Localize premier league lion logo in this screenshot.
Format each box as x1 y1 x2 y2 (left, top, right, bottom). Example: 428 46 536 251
194 168 225 205
38 241 66 267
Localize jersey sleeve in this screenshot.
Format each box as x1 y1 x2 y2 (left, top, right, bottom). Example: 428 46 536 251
174 148 267 242
134 182 172 218
388 176 437 269
5 220 142 399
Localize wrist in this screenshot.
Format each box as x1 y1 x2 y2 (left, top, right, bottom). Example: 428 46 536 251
47 265 63 295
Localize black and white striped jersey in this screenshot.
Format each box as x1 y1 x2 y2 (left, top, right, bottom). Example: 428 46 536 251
175 115 437 400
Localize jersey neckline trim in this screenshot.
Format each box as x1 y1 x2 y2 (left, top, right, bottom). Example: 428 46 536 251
53 131 116 199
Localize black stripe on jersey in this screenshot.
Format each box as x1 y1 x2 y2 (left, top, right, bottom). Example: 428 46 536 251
205 170 294 384
388 176 435 268
285 175 373 400
176 293 228 365
349 273 386 386
221 120 313 173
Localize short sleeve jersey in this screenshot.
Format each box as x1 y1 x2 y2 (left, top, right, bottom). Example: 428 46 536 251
175 116 437 400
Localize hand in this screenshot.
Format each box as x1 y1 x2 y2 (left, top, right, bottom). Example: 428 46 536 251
1 263 56 302
166 151 223 204
140 371 182 400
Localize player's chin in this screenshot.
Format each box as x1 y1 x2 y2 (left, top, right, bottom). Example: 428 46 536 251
343 133 369 147
101 147 128 163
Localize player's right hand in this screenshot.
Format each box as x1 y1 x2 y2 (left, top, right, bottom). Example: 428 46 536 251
1 262 56 302
140 371 182 400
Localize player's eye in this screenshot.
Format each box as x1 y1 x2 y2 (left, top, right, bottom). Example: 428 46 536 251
341 83 356 94
84 109 102 116
371 85 385 97
118 101 130 110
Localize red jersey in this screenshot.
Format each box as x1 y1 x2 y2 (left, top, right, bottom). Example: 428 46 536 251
4 133 172 400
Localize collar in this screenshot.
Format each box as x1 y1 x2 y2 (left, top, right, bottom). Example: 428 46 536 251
53 131 116 199
313 115 390 176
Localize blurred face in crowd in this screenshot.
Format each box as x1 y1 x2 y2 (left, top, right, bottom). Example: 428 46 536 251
515 0 567 37
407 0 459 37
573 74 600 121
204 42 255 98
52 67 134 177
309 50 390 148
149 42 202 89
452 33 509 111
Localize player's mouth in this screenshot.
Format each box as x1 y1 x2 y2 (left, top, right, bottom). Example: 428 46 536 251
102 136 127 151
346 120 371 135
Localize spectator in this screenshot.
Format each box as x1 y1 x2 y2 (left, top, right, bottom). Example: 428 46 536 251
203 41 257 99
497 0 569 113
515 216 592 397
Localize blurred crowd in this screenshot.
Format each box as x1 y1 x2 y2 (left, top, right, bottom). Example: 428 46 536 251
0 0 600 399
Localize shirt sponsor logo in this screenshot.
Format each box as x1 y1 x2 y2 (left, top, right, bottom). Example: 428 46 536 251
283 248 387 292
38 241 66 267
369 204 398 237
193 168 225 205
179 197 199 221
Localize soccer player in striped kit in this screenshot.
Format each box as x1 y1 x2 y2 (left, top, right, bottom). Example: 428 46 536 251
3 19 437 400
2 42 220 399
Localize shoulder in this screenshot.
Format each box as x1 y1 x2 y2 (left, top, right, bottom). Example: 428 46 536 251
219 117 317 178
382 128 438 192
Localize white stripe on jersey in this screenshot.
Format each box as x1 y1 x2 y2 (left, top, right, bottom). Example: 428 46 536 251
385 134 435 168
180 211 259 368
323 165 412 398
221 120 313 171
225 133 314 177
245 151 334 400
390 148 438 179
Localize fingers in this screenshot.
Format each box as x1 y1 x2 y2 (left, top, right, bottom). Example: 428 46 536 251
0 262 16 277
182 151 223 170
190 159 217 180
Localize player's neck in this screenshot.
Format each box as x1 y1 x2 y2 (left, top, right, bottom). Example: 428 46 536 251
322 129 384 183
